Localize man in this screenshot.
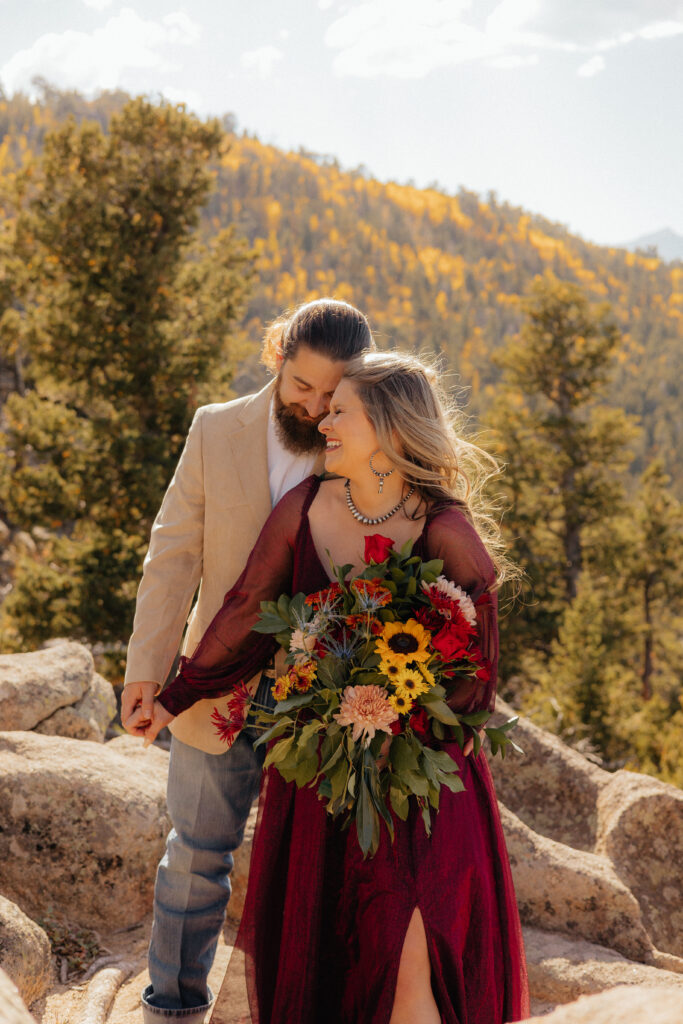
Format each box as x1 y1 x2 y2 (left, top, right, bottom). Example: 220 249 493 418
122 298 374 1024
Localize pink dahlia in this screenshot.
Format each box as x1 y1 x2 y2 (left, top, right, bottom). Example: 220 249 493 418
334 685 399 747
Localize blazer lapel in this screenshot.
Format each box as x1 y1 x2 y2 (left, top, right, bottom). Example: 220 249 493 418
230 380 274 525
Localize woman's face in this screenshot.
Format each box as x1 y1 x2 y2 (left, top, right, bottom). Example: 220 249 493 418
318 378 382 478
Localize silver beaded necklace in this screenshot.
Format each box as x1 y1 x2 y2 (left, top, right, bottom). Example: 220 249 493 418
344 479 416 525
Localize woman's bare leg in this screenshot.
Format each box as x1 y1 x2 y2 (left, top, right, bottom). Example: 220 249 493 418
389 907 440 1024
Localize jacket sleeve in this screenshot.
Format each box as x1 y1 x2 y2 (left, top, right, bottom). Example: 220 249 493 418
158 477 315 716
425 505 499 714
124 408 206 688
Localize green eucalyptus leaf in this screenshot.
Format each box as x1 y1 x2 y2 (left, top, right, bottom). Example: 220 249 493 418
425 699 461 725
390 785 410 820
263 734 295 769
460 709 490 727
252 613 288 634
402 769 430 796
273 691 315 714
253 718 291 749
441 773 466 794
390 735 420 772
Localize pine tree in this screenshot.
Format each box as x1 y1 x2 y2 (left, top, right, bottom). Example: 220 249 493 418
0 98 254 658
486 273 638 680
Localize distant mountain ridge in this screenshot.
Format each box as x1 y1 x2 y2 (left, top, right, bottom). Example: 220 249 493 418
0 88 682 491
619 228 683 262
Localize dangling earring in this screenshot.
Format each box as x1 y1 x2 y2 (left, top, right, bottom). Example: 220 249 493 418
369 450 394 494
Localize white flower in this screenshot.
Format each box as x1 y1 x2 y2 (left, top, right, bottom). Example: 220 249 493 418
290 628 317 655
421 576 477 625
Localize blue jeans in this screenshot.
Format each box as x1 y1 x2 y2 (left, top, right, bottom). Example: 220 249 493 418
142 675 274 1024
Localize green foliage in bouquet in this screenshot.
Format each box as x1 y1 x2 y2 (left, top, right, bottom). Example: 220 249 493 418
248 533 521 857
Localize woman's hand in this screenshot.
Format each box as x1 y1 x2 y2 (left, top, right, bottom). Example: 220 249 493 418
462 727 485 757
125 700 175 747
376 734 392 770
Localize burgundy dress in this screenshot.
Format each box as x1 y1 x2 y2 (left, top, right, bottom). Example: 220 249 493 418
159 476 530 1024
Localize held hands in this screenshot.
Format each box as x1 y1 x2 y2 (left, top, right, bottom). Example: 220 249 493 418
121 682 175 747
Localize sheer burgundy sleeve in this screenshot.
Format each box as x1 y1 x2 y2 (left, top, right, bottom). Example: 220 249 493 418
425 505 499 714
158 477 316 717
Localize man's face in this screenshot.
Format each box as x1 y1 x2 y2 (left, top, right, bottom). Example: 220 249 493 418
274 345 347 454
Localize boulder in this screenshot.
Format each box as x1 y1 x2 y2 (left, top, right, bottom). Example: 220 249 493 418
0 896 52 1007
500 805 653 961
525 984 683 1024
105 732 171 772
488 698 608 851
523 926 683 1006
596 770 683 959
0 967 36 1024
0 731 170 930
34 673 117 742
0 644 93 732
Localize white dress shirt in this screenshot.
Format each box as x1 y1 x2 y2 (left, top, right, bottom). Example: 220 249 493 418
267 397 319 505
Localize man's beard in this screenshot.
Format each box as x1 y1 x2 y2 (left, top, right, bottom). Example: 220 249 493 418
273 379 327 455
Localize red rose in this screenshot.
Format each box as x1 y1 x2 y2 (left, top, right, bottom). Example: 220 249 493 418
364 534 395 564
476 658 492 684
389 718 402 735
409 708 430 738
431 624 470 661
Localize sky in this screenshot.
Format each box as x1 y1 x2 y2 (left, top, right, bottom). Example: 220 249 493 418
1 0 682 247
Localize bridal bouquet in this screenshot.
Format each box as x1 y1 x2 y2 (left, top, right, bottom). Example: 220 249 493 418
246 534 520 856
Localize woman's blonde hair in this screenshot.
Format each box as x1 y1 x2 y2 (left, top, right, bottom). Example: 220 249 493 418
343 350 517 585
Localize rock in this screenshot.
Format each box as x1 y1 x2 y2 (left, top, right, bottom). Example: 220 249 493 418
0 731 171 930
0 967 36 1024
226 804 258 924
105 732 171 772
525 984 683 1023
0 644 93 732
0 896 52 1007
488 698 608 850
30 526 52 543
523 926 683 1006
500 805 653 961
11 532 36 557
34 673 117 742
596 770 683 959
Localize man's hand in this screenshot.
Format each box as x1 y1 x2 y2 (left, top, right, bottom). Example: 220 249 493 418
125 700 175 747
121 681 159 736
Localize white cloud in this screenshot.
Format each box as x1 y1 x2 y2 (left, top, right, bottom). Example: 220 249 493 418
162 11 202 46
486 53 540 69
240 45 284 78
322 0 683 78
1 7 202 97
577 54 605 77
639 19 683 39
82 0 115 10
160 84 205 112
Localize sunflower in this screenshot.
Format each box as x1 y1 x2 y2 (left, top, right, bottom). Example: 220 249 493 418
405 660 436 686
379 659 403 681
389 692 414 715
393 668 432 700
375 619 432 668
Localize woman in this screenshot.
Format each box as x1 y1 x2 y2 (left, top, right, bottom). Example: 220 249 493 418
136 352 530 1024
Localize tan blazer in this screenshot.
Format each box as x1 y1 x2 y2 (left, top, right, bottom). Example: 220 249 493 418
124 380 324 753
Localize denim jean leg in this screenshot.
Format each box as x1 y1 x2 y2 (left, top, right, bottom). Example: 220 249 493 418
143 728 265 1024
